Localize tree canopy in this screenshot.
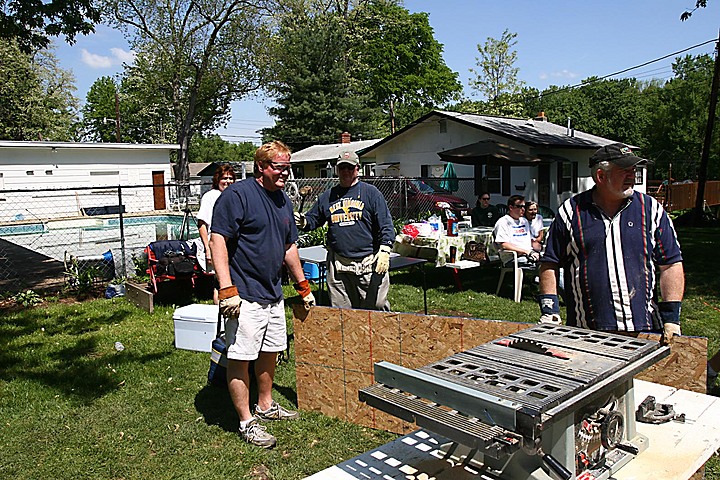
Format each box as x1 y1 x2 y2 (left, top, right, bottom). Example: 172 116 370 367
0 39 79 140
0 0 100 53
468 29 525 116
102 0 274 183
264 0 461 146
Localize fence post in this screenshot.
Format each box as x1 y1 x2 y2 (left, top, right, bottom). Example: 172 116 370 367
118 186 127 278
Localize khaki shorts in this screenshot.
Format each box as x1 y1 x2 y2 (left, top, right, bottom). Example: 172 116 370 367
225 298 287 361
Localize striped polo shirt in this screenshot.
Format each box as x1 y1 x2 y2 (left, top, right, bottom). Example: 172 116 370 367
542 188 683 332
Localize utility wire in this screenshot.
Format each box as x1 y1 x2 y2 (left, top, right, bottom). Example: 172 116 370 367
533 38 717 99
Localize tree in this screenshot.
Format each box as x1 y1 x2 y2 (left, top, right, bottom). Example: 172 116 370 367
102 0 274 189
350 0 462 132
681 0 709 20
0 39 79 140
524 77 654 148
469 29 525 116
644 54 718 182
0 0 100 53
82 76 121 142
189 135 256 163
263 7 383 150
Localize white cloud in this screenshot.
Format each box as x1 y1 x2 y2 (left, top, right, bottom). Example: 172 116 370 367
549 69 579 80
111 48 136 65
81 49 113 68
81 47 136 69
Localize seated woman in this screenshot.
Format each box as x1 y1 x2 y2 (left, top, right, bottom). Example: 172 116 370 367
524 201 545 245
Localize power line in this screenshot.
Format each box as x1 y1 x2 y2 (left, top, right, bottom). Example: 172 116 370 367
536 38 717 98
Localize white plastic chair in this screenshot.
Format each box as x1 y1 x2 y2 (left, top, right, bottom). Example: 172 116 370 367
495 250 538 302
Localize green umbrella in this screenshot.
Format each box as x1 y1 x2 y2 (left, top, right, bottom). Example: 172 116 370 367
439 162 459 192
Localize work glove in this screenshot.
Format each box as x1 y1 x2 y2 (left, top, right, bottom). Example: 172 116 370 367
526 250 541 263
659 301 682 344
538 293 562 325
294 279 315 310
294 212 306 230
374 245 392 274
218 285 241 319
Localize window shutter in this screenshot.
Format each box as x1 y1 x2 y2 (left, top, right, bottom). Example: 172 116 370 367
502 165 511 196
572 162 579 192
556 162 563 194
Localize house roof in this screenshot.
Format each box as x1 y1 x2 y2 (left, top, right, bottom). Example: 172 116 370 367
0 141 180 150
291 139 382 164
358 110 619 156
189 163 210 177
195 161 249 177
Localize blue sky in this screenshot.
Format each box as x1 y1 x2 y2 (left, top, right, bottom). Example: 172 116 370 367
54 0 720 144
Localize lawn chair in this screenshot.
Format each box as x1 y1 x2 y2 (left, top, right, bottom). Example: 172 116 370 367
495 249 539 302
145 239 201 294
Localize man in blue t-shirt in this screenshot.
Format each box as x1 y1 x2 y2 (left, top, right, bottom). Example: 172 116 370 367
295 149 395 310
538 143 684 344
210 141 315 449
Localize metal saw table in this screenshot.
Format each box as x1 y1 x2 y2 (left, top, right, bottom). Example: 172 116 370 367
305 325 720 480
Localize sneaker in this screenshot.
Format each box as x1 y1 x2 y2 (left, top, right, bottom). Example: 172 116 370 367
254 401 300 421
239 419 276 448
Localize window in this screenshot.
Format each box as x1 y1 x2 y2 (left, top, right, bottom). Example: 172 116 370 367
439 119 447 133
26 171 34 175
485 165 501 193
45 170 53 175
557 162 578 193
635 168 644 185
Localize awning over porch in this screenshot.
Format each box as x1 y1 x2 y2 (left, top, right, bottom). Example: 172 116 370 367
437 139 543 166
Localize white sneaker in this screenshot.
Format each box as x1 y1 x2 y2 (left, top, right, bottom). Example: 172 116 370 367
239 418 276 448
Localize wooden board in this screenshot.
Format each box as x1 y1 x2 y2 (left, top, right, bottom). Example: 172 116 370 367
125 281 153 313
292 305 708 434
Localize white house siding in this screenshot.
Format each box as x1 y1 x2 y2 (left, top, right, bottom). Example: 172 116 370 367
365 115 648 211
0 142 176 222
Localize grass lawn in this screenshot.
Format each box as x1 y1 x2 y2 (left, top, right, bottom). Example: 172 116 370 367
1 227 718 479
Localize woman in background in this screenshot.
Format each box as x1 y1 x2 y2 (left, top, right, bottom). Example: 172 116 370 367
524 201 544 245
197 164 236 303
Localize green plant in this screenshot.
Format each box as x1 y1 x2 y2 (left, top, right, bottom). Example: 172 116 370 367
297 224 328 248
12 289 42 307
131 251 148 277
64 258 101 294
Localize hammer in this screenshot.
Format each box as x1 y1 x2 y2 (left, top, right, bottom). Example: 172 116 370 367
298 185 313 212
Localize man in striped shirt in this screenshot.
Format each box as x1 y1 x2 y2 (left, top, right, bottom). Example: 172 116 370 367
538 143 684 343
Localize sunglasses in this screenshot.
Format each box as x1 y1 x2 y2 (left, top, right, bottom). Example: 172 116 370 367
338 163 357 170
480 197 490 201
269 162 292 173
511 203 526 209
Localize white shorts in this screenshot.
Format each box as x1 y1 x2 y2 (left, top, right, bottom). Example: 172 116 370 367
225 298 287 361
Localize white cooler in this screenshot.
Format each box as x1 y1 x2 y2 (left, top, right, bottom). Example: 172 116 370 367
173 304 219 352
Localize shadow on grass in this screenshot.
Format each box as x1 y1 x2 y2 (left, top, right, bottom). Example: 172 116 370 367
0 301 176 403
194 385 237 432
676 227 720 298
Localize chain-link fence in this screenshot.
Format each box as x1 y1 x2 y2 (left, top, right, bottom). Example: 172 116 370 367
0 176 478 294
0 182 204 293
291 176 476 221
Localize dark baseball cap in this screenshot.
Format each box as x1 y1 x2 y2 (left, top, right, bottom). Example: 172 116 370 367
589 143 653 168
337 149 360 166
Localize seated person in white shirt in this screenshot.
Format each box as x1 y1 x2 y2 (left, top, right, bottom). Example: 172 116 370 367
524 200 545 244
493 195 542 265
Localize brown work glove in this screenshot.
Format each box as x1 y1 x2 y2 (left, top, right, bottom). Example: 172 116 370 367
293 280 315 310
218 285 241 319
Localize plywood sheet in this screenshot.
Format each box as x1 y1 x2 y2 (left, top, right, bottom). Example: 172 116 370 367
293 306 708 435
293 305 344 369
341 309 402 373
636 334 708 394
